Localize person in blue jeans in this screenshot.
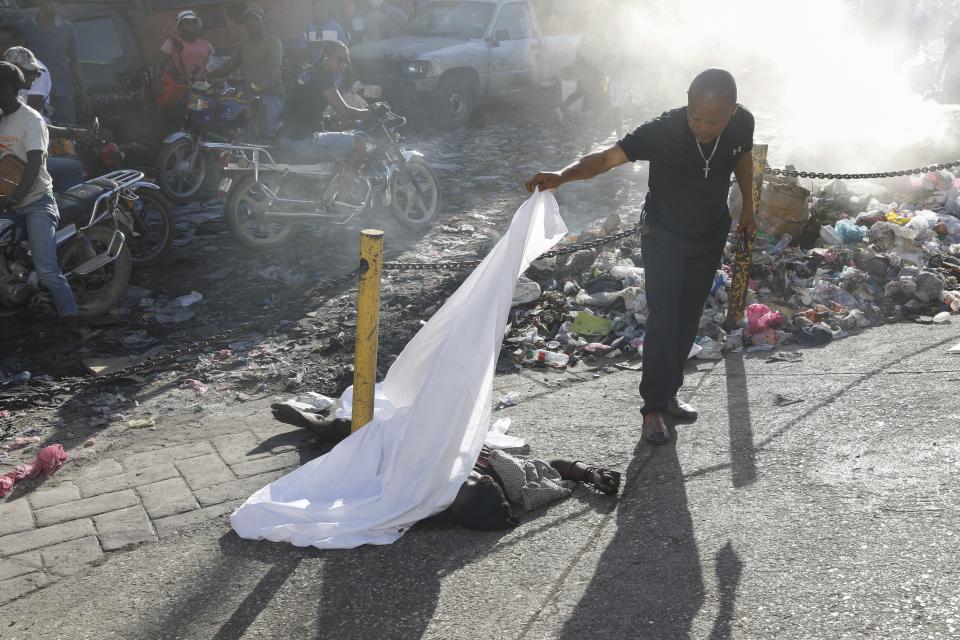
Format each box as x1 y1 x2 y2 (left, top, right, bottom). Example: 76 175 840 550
277 40 380 203
0 62 78 330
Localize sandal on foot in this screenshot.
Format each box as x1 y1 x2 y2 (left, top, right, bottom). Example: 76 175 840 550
582 466 622 496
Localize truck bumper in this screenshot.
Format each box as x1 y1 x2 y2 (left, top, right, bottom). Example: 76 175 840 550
363 76 440 110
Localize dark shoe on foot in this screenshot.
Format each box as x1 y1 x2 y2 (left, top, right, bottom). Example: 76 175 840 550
665 397 698 422
642 412 670 445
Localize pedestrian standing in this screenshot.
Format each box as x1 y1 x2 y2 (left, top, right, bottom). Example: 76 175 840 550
526 68 756 444
208 6 285 139
19 0 89 124
155 10 215 131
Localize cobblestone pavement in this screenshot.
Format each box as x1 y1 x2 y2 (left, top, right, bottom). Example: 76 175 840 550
0 411 315 605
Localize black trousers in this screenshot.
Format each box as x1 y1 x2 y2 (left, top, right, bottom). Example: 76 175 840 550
639 234 725 416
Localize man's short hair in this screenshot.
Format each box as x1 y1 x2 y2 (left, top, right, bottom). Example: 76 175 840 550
0 61 24 90
688 68 738 105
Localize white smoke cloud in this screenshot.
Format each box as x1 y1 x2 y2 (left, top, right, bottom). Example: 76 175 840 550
571 0 953 172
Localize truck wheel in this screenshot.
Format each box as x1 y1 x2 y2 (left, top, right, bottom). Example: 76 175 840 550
432 78 475 131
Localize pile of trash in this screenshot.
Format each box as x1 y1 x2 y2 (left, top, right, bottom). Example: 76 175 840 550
504 170 960 370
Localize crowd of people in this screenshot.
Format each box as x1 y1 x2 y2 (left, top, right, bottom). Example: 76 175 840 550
0 1 416 338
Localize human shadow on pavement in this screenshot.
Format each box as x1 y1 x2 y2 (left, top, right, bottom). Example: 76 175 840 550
314 522 504 639
724 353 757 488
708 541 743 640
559 440 704 640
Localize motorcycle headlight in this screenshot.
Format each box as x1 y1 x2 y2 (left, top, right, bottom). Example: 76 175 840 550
400 60 431 77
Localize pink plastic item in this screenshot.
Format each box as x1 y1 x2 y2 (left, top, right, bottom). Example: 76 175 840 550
0 436 41 451
32 445 68 478
0 444 68 497
181 379 208 397
746 304 785 335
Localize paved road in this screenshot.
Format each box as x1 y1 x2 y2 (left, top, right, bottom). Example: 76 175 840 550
3 320 959 639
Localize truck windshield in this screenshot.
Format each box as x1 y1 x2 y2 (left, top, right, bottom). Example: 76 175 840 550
406 2 494 39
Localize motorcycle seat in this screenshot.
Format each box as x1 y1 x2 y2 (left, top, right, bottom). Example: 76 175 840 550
268 146 336 167
55 180 116 226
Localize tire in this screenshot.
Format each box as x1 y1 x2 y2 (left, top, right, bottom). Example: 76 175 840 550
59 225 132 319
156 137 208 203
225 173 300 249
432 77 475 131
390 158 442 230
125 189 174 267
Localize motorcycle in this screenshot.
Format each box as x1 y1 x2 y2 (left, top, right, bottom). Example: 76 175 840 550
220 105 441 249
0 170 141 319
51 119 175 268
156 81 264 203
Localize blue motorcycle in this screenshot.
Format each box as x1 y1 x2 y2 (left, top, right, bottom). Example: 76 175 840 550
155 81 267 203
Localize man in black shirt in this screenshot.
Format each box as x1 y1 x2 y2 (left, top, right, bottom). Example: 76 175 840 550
276 40 377 200
526 68 756 445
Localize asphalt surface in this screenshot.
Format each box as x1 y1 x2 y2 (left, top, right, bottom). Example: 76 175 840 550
3 319 959 640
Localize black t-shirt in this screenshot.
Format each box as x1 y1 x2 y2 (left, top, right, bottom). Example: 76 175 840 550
282 67 336 139
618 105 754 252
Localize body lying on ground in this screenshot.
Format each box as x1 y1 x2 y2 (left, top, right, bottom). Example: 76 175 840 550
271 403 621 531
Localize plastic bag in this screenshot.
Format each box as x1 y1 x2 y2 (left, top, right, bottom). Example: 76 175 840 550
834 219 868 244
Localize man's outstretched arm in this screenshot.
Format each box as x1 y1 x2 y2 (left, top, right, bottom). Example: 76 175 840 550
525 143 629 193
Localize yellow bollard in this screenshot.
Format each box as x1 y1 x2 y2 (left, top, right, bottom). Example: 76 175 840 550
352 229 384 431
724 144 768 332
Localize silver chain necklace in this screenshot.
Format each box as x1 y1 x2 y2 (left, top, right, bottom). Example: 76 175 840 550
694 131 722 178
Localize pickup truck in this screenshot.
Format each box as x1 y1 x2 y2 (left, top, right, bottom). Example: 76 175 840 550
349 0 580 130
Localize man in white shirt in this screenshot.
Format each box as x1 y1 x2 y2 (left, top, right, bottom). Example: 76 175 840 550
4 46 84 192
0 61 78 328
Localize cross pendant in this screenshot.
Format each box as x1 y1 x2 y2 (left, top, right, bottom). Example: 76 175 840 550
703 166 710 178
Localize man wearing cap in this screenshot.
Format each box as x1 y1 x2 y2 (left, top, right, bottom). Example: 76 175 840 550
156 10 215 129
0 61 79 330
19 0 89 124
209 6 285 138
0 42 51 118
4 45 86 192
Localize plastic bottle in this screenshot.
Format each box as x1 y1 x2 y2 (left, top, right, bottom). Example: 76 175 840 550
526 350 569 368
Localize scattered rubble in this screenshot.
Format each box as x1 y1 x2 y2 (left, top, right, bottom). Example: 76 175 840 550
505 170 960 371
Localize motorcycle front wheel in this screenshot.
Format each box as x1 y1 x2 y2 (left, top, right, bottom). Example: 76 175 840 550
59 225 132 318
225 173 299 249
390 158 442 231
156 137 208 203
123 189 175 267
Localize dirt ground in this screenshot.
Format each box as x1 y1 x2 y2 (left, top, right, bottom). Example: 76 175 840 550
0 104 638 470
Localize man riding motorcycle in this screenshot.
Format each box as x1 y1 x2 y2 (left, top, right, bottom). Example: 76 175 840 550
0 61 79 331
275 39 383 203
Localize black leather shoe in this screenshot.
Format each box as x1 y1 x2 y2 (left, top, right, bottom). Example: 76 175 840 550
642 413 670 445
664 397 698 422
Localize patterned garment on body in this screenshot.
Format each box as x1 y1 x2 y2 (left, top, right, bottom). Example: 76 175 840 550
486 448 575 511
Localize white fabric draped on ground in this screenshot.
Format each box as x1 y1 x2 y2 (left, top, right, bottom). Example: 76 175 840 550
230 191 567 549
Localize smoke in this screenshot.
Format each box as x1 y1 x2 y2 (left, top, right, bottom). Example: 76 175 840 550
564 0 954 172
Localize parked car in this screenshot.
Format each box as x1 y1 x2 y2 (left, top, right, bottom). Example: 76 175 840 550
349 0 580 130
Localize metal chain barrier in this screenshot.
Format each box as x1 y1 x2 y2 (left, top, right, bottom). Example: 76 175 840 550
2 221 646 409
382 222 641 272
766 159 960 181
0 267 361 410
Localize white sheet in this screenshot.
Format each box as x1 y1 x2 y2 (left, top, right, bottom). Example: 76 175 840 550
230 191 567 548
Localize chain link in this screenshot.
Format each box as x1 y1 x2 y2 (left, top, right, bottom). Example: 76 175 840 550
0 267 362 410
383 222 642 272
766 160 960 181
